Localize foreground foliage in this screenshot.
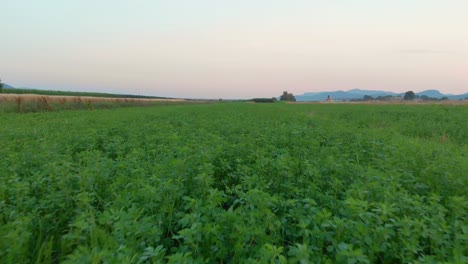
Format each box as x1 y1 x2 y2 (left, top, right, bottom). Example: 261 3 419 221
0 103 466 263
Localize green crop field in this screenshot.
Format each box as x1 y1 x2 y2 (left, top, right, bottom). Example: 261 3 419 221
0 103 466 263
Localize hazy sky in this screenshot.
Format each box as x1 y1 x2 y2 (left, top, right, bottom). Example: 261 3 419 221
1 0 467 98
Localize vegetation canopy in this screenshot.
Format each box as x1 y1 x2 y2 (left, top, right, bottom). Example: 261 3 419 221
0 103 466 263
404 91 416 100
280 91 296 102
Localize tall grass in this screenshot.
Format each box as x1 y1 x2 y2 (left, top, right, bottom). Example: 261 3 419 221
0 94 188 113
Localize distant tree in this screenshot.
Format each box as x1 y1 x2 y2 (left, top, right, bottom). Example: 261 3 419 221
404 91 416 100
253 98 276 103
280 91 296 102
363 95 374 101
420 95 429 101
440 96 448 101
0 77 3 93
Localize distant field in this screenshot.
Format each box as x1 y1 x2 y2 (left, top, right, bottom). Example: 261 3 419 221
0 93 188 113
0 103 466 263
294 100 468 105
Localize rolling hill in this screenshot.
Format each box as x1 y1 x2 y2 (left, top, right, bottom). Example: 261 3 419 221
296 89 399 101
296 89 468 101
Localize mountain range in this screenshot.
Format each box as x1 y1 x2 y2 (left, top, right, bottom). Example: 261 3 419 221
295 89 468 101
3 84 467 101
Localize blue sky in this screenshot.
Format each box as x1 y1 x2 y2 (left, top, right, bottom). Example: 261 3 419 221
1 0 467 98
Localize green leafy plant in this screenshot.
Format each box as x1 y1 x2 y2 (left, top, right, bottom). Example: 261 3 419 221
0 103 466 263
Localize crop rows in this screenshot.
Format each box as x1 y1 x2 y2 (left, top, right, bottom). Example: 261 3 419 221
0 94 189 113
0 103 466 263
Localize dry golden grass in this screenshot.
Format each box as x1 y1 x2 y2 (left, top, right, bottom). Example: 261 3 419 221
0 93 185 103
0 94 187 113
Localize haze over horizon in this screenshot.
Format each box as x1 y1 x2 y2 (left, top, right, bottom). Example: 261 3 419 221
1 1 468 99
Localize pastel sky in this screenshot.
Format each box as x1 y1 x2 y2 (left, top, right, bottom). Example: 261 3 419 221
1 0 467 98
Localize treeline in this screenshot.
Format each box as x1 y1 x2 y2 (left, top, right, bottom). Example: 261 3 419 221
251 91 297 103
351 91 456 102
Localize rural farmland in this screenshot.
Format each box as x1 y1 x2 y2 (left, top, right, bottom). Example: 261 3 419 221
0 94 188 113
0 102 466 263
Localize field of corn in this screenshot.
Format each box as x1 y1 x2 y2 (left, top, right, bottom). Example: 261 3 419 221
0 94 187 113
0 102 466 263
